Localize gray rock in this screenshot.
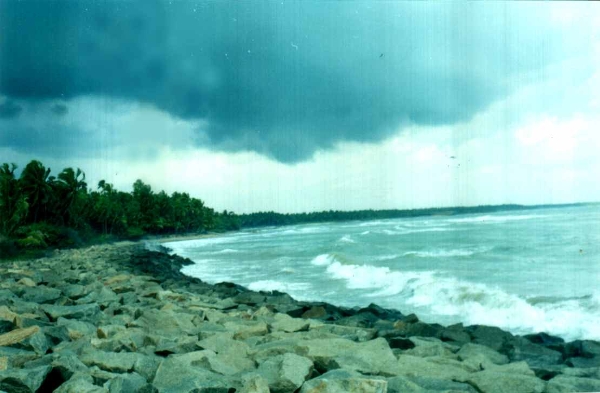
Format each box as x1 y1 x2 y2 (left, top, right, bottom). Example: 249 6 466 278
76 287 119 306
299 369 387 393
58 317 97 340
466 325 514 352
80 350 139 373
257 353 313 393
62 284 88 300
545 375 600 393
0 347 39 368
55 372 108 393
466 370 545 393
20 286 62 304
130 309 197 336
0 365 51 393
386 376 425 393
152 353 235 393
20 330 50 355
133 354 162 382
394 355 473 381
310 323 376 342
566 356 600 368
408 376 478 392
198 332 251 356
223 320 269 340
104 372 147 393
403 337 457 358
239 374 270 393
52 354 89 381
507 337 563 368
41 304 101 322
457 342 509 366
270 313 310 333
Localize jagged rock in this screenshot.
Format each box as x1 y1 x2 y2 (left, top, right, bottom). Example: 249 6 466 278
466 325 515 352
17 278 36 287
311 323 376 342
198 332 251 356
441 324 472 344
299 369 387 393
507 337 563 368
566 356 600 368
386 376 425 393
270 313 310 333
408 376 478 392
97 325 127 339
0 357 7 371
302 306 327 319
55 372 108 393
153 335 199 355
457 342 509 367
257 353 313 393
0 347 39 368
233 292 266 306
466 370 545 393
223 320 269 340
545 375 600 393
19 330 50 355
0 365 51 393
130 309 197 335
79 350 139 373
394 355 472 380
0 326 40 346
565 339 600 358
41 304 101 322
58 317 97 340
103 372 148 393
76 287 119 306
403 337 457 358
52 354 89 381
239 374 270 393
296 337 398 375
20 286 62 304
152 352 235 393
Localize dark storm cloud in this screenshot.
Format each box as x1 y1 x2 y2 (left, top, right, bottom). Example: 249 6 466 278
0 100 22 119
0 1 584 162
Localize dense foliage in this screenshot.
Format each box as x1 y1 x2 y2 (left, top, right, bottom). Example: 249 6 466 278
0 160 240 255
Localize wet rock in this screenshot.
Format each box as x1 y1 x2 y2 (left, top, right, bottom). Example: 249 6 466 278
79 350 139 373
564 339 600 358
466 325 515 352
545 375 600 393
408 376 478 392
299 369 387 393
457 342 509 367
58 317 97 340
103 372 148 393
565 356 600 368
311 323 376 342
270 313 310 333
507 337 563 368
403 337 457 358
55 372 108 393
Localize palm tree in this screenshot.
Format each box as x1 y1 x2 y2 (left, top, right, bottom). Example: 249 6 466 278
54 167 87 225
0 163 28 235
19 160 52 223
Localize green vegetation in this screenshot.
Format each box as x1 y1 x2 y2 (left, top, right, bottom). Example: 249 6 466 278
0 160 240 257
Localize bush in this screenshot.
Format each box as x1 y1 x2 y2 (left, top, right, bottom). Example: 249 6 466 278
15 222 84 249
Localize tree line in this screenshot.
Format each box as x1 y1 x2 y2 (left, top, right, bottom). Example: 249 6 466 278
0 160 240 254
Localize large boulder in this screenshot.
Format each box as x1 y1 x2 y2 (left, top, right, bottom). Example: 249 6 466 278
299 369 387 393
506 337 563 368
20 286 62 304
545 375 600 393
41 304 101 322
457 342 509 368
465 325 515 352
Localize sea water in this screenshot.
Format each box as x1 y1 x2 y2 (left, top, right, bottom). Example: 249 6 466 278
164 205 600 341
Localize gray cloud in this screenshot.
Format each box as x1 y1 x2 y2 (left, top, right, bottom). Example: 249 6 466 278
0 1 590 162
0 100 22 119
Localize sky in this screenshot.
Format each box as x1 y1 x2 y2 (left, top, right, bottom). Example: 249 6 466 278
1 1 599 213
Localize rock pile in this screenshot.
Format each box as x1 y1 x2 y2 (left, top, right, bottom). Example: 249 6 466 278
0 243 599 392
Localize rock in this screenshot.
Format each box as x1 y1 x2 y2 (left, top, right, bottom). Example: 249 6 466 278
152 353 235 393
130 309 197 335
233 291 266 306
257 353 313 393
17 278 36 287
403 337 457 358
565 339 600 358
457 343 509 367
76 287 119 306
566 356 600 368
296 337 398 375
239 374 270 393
154 335 199 355
0 347 39 368
103 372 148 393
0 365 51 393
0 326 40 346
408 376 478 392
441 324 471 344
299 369 387 393
302 306 327 319
466 325 515 352
484 361 535 376
522 332 564 349
97 325 127 339
0 306 18 323
20 286 62 304
466 370 545 393
55 373 108 393
0 357 6 371
52 354 89 381
223 320 269 340
80 350 139 373
385 376 425 393
19 330 50 355
311 323 376 342
58 317 97 340
388 337 416 350
507 337 563 368
270 313 310 333
198 332 251 356
41 304 101 322
62 284 89 300
545 375 600 393
393 355 472 381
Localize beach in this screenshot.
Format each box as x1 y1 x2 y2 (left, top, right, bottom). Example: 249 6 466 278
1 242 599 393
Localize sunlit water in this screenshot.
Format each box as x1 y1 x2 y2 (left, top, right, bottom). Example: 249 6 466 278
164 205 600 341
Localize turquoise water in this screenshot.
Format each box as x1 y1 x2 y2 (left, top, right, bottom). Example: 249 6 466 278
165 205 600 341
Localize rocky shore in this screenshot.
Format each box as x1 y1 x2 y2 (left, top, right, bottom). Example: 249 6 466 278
1 243 600 393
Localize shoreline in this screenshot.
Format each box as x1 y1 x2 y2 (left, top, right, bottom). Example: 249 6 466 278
0 242 599 392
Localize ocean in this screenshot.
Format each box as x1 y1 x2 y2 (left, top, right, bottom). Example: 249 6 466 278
164 205 600 341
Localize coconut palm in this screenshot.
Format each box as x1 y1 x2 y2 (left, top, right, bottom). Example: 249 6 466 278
0 163 28 235
19 160 53 223
54 167 87 225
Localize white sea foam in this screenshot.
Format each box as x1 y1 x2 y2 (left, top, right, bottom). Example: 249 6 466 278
311 254 334 266
381 227 453 235
403 248 487 258
208 248 239 254
338 235 356 243
318 257 600 340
